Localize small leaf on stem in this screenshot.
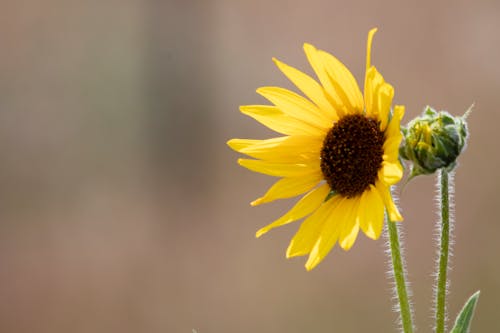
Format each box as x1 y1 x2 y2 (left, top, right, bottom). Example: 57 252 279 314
450 291 480 333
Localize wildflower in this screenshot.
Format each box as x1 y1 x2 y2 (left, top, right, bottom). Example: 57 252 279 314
228 28 404 270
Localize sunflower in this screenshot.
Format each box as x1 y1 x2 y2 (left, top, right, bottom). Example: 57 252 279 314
228 28 404 271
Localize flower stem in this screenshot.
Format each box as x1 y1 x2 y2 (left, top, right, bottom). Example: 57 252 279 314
435 169 450 333
387 216 414 333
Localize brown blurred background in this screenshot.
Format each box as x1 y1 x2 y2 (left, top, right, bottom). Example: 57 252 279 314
0 0 498 332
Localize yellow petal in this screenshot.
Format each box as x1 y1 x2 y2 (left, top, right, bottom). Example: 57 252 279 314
377 83 394 131
305 197 356 270
382 137 401 163
364 67 393 131
251 172 323 206
376 182 403 222
357 184 385 240
338 198 361 251
364 67 377 115
240 105 322 136
382 105 405 161
227 137 287 153
366 28 377 71
384 105 405 142
272 57 338 122
257 87 331 130
238 158 319 177
303 43 349 117
227 136 323 163
389 105 405 133
286 196 340 258
339 223 360 252
256 183 330 237
317 49 364 113
378 160 403 186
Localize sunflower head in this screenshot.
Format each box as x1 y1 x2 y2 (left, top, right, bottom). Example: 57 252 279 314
400 106 469 178
228 28 405 270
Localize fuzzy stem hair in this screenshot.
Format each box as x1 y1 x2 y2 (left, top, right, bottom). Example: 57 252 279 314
386 214 414 333
434 169 454 333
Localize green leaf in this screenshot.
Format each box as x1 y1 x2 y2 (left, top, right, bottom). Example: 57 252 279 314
450 291 480 333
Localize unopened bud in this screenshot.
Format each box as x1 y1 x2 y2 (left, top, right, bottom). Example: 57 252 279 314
400 106 469 178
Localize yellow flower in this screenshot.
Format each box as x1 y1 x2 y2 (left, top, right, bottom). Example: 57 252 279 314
228 28 404 271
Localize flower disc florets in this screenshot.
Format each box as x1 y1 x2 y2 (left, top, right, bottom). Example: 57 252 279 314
321 114 385 198
400 106 469 177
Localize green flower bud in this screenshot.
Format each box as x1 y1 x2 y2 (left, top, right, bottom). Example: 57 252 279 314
400 105 469 178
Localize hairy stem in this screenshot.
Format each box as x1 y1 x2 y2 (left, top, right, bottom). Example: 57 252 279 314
435 169 450 333
387 217 414 333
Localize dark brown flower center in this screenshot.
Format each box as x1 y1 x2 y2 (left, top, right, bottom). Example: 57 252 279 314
320 114 385 198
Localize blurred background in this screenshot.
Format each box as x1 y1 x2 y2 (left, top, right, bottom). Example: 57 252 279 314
0 0 498 332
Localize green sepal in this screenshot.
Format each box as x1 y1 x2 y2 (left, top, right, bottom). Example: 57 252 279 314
324 190 337 202
450 291 480 333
